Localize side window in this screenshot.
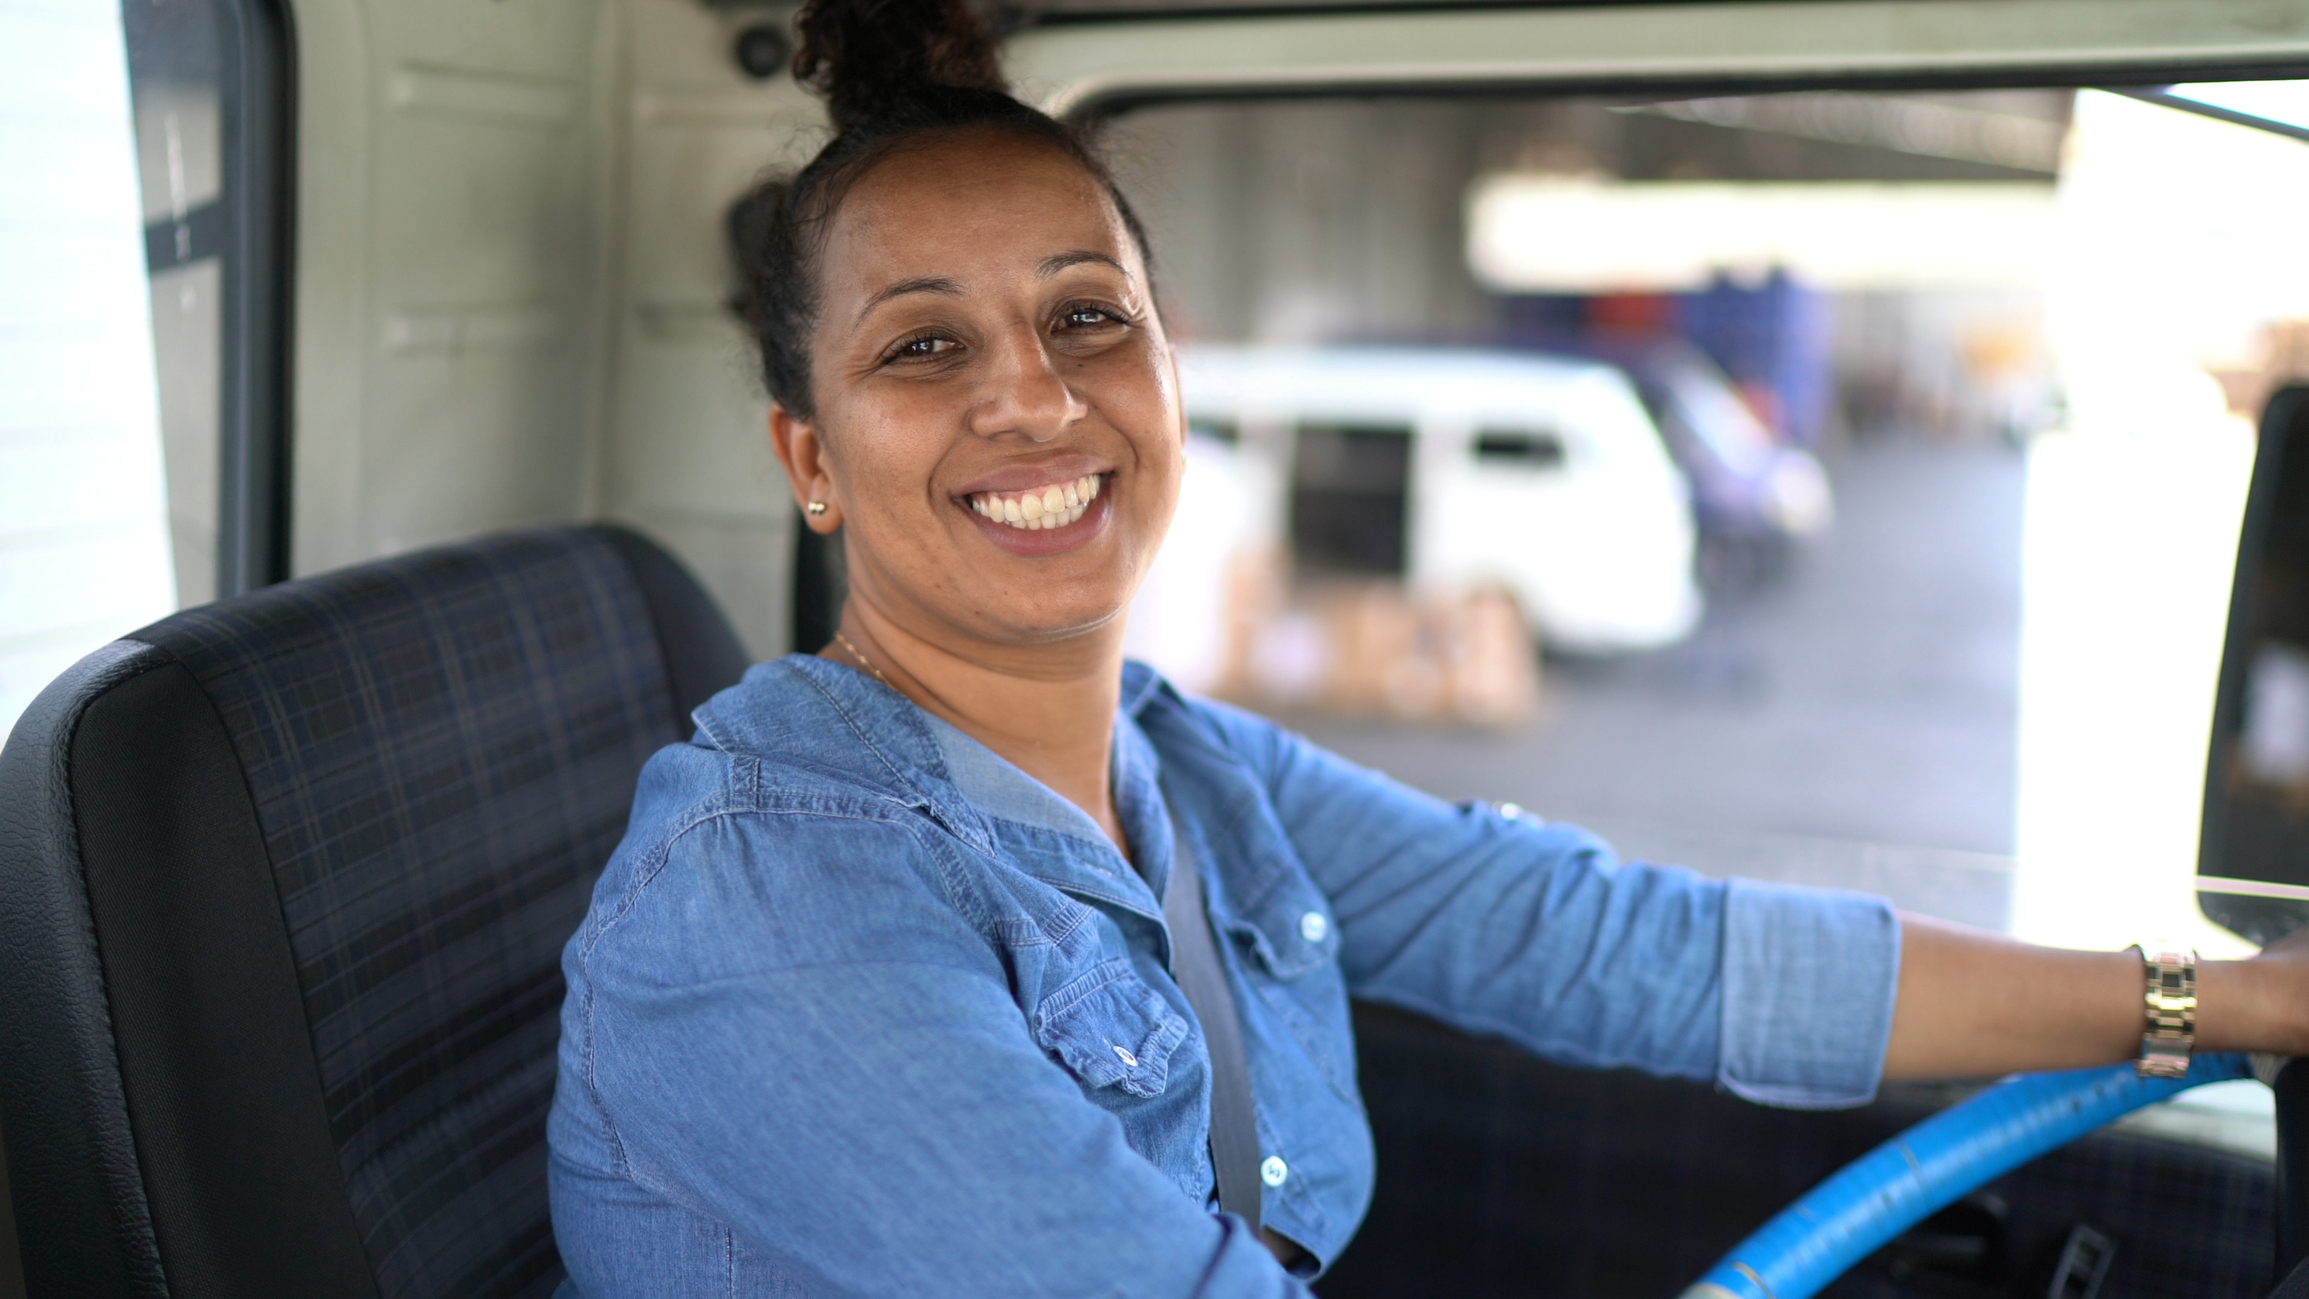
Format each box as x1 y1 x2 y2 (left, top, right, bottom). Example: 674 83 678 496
0 0 289 736
123 0 293 604
1472 429 1568 469
1290 423 1413 577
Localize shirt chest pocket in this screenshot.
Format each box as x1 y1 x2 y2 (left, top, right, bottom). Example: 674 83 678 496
1224 882 1340 982
1030 960 1190 1099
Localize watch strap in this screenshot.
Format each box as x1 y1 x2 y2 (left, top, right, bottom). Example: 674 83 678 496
2135 941 2197 1079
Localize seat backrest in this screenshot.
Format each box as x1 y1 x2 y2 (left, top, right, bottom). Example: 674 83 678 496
0 525 749 1298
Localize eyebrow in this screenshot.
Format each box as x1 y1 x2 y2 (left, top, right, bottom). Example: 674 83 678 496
1039 251 1127 278
855 275 963 324
852 254 1128 325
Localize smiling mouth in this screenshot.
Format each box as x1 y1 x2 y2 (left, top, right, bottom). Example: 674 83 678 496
965 474 1104 531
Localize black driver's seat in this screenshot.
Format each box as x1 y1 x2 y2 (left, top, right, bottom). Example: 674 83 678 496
0 525 750 1297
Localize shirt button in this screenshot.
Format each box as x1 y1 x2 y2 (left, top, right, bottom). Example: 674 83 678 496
1498 801 1524 820
1298 911 1329 943
1112 1044 1138 1068
1260 1156 1289 1187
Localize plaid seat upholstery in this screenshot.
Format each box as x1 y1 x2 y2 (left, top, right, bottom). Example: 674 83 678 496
0 525 747 1298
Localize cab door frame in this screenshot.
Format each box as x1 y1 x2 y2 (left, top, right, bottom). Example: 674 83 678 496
1004 0 2309 120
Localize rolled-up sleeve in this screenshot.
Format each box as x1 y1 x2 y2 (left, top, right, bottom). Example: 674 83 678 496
1197 698 1901 1109
1719 878 1900 1107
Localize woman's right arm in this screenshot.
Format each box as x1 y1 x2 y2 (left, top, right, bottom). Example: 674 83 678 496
563 810 1304 1298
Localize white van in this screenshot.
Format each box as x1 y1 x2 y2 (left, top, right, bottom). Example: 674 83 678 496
1172 345 1702 655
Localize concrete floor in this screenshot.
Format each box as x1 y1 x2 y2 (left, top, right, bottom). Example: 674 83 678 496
1295 435 2029 930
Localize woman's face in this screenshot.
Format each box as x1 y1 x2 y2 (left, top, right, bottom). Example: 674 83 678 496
776 127 1183 656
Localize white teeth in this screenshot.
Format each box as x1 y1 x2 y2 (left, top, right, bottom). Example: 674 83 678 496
969 475 1101 532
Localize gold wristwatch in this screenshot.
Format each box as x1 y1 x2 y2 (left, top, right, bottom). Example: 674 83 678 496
2134 941 2197 1078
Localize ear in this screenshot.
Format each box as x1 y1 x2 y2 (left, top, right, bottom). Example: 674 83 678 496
769 403 843 534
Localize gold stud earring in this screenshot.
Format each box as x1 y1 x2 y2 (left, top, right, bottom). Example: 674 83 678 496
806 501 828 516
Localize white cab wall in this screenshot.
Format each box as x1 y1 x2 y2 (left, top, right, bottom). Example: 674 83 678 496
604 0 821 658
291 0 613 572
288 0 816 657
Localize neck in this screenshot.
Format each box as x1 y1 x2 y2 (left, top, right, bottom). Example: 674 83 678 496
822 596 1130 857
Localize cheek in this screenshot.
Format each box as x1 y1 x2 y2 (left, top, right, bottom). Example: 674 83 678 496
1145 456 1186 546
1138 391 1188 499
833 409 949 512
1101 355 1184 471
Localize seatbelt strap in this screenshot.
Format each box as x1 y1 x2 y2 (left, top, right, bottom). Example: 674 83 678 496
1162 804 1264 1236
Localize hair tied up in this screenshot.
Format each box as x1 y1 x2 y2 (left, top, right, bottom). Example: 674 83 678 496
792 0 1009 133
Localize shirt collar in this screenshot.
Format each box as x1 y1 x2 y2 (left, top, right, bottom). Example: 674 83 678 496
706 655 1180 895
695 654 946 811
1120 658 1166 717
918 685 1177 895
918 708 1112 847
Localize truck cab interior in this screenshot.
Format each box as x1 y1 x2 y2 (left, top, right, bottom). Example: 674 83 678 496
8 2 2309 1296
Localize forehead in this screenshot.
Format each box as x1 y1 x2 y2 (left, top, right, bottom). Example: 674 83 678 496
821 129 1135 286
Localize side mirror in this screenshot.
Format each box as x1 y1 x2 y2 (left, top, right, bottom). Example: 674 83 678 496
2199 385 2309 944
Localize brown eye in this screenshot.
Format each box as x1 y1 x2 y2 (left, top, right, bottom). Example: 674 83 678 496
1058 305 1125 332
886 335 958 363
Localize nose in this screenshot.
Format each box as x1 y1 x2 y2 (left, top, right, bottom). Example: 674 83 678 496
967 324 1086 443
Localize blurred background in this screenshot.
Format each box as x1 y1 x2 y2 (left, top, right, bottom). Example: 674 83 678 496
1101 86 2309 955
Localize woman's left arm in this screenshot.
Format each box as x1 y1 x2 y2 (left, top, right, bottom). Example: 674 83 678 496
1187 696 1898 1104
1884 915 2309 1079
1188 693 2309 1092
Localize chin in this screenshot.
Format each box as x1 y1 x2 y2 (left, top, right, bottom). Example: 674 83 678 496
981 587 1135 647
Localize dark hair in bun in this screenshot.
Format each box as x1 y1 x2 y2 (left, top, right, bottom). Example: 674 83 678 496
793 0 1008 133
740 0 1155 421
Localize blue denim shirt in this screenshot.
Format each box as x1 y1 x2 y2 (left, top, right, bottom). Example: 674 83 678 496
548 655 1900 1297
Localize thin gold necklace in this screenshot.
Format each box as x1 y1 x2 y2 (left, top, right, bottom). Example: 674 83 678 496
832 630 894 691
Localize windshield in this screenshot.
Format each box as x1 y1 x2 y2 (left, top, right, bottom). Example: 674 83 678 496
1113 85 2309 962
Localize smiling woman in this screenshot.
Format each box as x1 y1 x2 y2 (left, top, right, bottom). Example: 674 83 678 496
539 3 2309 1297
756 65 1182 845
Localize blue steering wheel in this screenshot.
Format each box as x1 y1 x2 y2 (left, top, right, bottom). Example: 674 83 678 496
1680 1053 2254 1298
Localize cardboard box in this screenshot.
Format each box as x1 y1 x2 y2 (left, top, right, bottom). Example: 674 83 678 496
1214 553 1539 726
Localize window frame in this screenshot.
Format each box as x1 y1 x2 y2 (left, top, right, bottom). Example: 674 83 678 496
211 0 296 598
129 0 298 600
